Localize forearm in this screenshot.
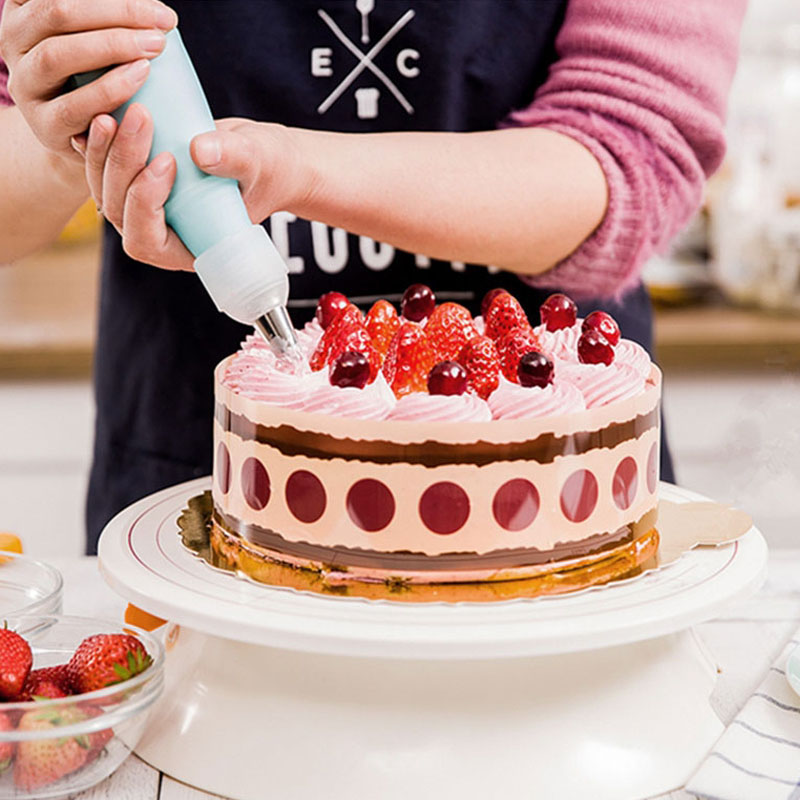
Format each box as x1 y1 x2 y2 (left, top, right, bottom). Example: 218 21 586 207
289 126 607 275
0 106 89 263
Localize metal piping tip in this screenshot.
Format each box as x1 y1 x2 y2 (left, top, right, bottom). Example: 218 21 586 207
254 306 300 358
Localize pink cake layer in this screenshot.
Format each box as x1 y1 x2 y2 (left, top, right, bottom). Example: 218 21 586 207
212 358 661 559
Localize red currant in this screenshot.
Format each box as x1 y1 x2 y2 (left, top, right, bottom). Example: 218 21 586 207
316 292 349 330
517 351 554 388
578 330 615 365
329 350 370 389
540 293 577 331
428 360 468 396
401 284 435 322
582 310 620 346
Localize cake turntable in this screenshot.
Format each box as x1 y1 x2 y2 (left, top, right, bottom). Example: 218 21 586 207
98 478 767 800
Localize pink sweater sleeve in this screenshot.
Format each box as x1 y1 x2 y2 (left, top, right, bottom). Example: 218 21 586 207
0 0 11 106
511 0 746 299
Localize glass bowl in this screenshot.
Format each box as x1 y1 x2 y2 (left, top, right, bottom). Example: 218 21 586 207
0 615 164 799
0 554 62 617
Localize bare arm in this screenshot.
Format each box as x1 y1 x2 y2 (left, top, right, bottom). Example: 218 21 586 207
0 105 87 262
286 126 607 275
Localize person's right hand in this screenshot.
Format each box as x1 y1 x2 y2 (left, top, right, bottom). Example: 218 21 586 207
0 0 177 161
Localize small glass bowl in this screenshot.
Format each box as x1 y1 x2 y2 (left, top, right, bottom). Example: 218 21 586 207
0 615 164 799
0 554 63 617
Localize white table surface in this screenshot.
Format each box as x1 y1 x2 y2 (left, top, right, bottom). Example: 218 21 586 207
51 551 800 800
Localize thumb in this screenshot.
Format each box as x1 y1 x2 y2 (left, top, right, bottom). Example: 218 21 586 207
191 130 258 184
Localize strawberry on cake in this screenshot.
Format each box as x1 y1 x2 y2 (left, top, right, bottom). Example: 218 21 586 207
209 287 661 602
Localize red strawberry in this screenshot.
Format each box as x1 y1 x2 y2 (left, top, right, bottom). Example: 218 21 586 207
18 665 72 702
80 705 113 765
13 704 90 791
309 303 362 371
480 288 509 319
483 292 530 342
0 711 13 775
424 302 478 362
496 327 545 383
365 300 400 362
382 322 436 398
309 304 380 380
0 627 32 700
67 634 152 695
457 335 500 400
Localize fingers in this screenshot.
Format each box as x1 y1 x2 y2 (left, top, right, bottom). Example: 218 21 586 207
120 153 194 271
191 128 266 215
192 128 260 182
84 114 117 209
101 103 154 228
17 26 165 96
37 59 150 149
8 0 177 55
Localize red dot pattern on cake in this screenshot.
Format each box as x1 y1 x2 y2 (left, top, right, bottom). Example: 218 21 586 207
612 457 638 510
647 443 659 494
216 443 231 494
241 457 271 511
419 482 470 535
346 479 395 532
560 470 598 523
286 470 327 523
492 479 540 531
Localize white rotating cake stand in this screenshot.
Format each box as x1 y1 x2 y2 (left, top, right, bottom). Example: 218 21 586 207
99 479 767 800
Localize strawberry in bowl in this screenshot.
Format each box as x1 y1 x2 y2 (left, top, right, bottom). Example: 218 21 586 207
0 616 163 799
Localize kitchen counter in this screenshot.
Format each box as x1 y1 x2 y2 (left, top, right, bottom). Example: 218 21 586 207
2 243 800 376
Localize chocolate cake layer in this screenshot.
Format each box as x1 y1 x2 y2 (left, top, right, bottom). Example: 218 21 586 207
213 506 637 572
215 403 659 467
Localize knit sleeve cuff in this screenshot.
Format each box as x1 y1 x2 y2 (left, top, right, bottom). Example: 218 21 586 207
509 108 702 301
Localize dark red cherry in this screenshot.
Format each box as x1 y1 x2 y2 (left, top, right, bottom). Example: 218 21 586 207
578 330 615 365
401 284 435 322
316 291 349 329
582 310 620 346
517 351 554 388
540 293 577 331
428 360 468 396
330 350 370 389
480 288 508 319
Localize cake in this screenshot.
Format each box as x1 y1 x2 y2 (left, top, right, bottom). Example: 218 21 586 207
209 287 661 602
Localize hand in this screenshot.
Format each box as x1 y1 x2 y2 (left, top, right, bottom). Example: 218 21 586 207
83 114 313 271
0 0 177 160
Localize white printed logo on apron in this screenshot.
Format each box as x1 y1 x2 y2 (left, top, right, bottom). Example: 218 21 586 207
311 1 419 119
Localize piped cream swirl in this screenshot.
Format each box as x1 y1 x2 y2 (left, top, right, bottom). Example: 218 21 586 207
488 378 585 420
300 374 396 420
534 321 583 362
387 392 492 422
613 339 651 378
556 362 645 409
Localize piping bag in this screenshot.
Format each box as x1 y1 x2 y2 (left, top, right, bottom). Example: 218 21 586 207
71 28 299 356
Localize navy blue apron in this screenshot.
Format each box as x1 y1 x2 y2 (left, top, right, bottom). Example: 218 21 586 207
87 0 673 554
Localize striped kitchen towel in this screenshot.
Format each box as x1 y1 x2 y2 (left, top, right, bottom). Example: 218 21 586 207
687 636 800 800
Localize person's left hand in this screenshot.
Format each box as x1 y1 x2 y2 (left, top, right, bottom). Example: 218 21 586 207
82 106 312 270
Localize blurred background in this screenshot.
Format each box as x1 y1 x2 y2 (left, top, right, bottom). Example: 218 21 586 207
1 0 799 558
